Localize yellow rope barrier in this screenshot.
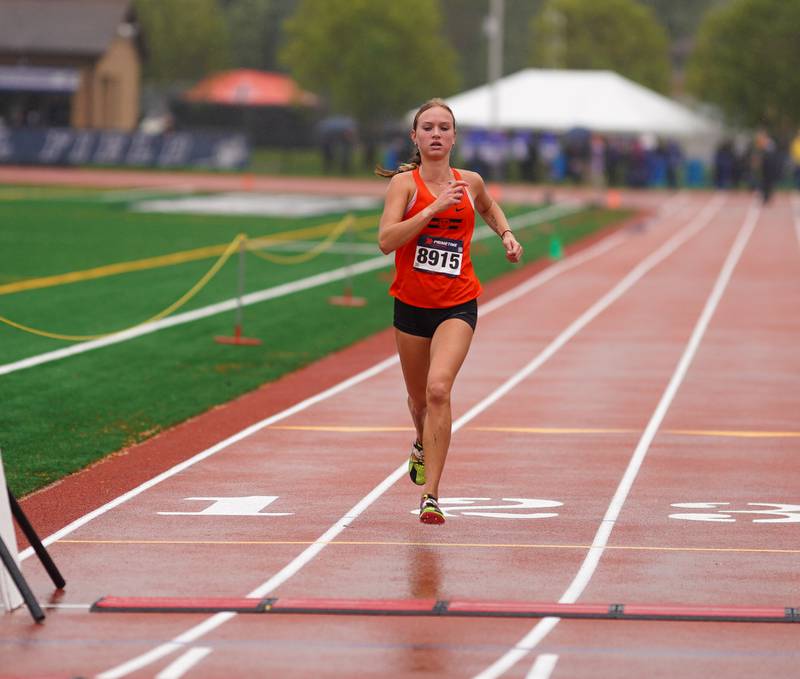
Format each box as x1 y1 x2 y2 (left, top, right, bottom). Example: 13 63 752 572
0 234 245 342
0 214 378 296
248 214 356 264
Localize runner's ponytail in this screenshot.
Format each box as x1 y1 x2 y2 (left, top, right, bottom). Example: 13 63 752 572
375 147 422 178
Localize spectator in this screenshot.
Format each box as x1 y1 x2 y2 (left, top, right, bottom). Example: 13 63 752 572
665 139 683 189
752 129 779 204
713 139 736 189
510 131 535 182
589 133 606 197
604 137 624 187
539 132 562 182
791 129 800 190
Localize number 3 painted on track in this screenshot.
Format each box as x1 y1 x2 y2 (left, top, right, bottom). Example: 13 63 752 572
669 502 800 523
411 497 562 519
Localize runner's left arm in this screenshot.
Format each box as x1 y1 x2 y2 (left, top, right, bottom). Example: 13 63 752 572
468 171 523 263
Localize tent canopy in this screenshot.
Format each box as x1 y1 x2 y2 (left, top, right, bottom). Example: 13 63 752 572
442 69 719 139
184 69 318 107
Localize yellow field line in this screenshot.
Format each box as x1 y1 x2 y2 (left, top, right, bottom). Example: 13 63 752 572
56 538 800 555
267 425 800 439
0 215 377 296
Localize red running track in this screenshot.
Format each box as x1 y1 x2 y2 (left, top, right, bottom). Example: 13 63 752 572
2 186 799 678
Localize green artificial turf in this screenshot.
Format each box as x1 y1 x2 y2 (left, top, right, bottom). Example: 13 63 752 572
0 186 630 495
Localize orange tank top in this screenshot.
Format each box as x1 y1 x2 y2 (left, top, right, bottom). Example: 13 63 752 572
389 168 482 308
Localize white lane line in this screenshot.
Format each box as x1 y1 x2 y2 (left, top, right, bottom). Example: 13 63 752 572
526 653 560 679
792 194 800 251
18 354 398 561
1 205 579 377
96 198 719 678
20 207 620 563
154 646 212 679
474 197 760 679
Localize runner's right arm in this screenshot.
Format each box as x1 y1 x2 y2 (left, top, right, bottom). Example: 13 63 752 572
378 174 466 254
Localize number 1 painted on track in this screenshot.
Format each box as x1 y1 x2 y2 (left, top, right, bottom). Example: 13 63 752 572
158 496 293 516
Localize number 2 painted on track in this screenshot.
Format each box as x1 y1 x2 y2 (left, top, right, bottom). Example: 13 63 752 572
669 502 800 523
411 497 562 519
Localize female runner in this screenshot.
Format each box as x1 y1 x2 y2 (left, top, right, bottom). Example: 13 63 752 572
377 98 523 524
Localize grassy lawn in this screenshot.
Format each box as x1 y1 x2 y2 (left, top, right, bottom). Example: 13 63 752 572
0 186 631 495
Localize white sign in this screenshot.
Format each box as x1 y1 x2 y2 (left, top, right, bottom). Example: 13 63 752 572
669 502 800 523
411 497 562 519
158 496 293 517
135 193 380 218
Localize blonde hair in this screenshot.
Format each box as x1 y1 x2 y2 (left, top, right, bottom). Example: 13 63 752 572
375 98 456 178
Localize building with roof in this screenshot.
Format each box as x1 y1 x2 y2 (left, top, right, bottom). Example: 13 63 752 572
0 0 141 130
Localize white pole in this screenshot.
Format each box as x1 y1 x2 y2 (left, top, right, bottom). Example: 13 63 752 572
0 450 23 612
488 0 504 133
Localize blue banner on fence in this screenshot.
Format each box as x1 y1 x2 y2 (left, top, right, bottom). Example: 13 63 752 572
0 128 250 169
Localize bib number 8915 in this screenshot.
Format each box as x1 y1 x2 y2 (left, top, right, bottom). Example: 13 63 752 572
416 248 461 270
413 235 463 276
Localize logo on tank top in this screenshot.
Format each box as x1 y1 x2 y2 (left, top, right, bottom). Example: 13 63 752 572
428 216 463 230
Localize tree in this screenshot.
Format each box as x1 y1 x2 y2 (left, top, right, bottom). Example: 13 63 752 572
281 0 459 131
221 0 297 72
135 0 232 85
440 0 543 90
686 0 800 134
529 0 671 93
639 0 729 42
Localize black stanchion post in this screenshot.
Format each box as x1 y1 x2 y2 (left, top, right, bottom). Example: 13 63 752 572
0 535 45 623
7 487 65 589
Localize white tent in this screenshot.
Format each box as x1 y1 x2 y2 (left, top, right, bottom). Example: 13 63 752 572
443 69 721 141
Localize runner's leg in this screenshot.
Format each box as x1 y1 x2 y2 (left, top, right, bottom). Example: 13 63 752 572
421 318 474 498
394 329 430 444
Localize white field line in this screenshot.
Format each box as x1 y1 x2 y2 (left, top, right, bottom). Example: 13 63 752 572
20 206 626 563
97 186 197 203
0 204 580 377
474 198 760 679
256 241 381 255
95 197 719 679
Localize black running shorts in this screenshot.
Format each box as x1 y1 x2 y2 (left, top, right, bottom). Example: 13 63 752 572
393 298 478 338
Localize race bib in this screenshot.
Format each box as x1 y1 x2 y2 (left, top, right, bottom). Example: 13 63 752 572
413 235 463 277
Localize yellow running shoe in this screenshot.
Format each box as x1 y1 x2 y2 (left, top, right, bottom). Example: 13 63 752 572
419 494 445 524
408 440 425 485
